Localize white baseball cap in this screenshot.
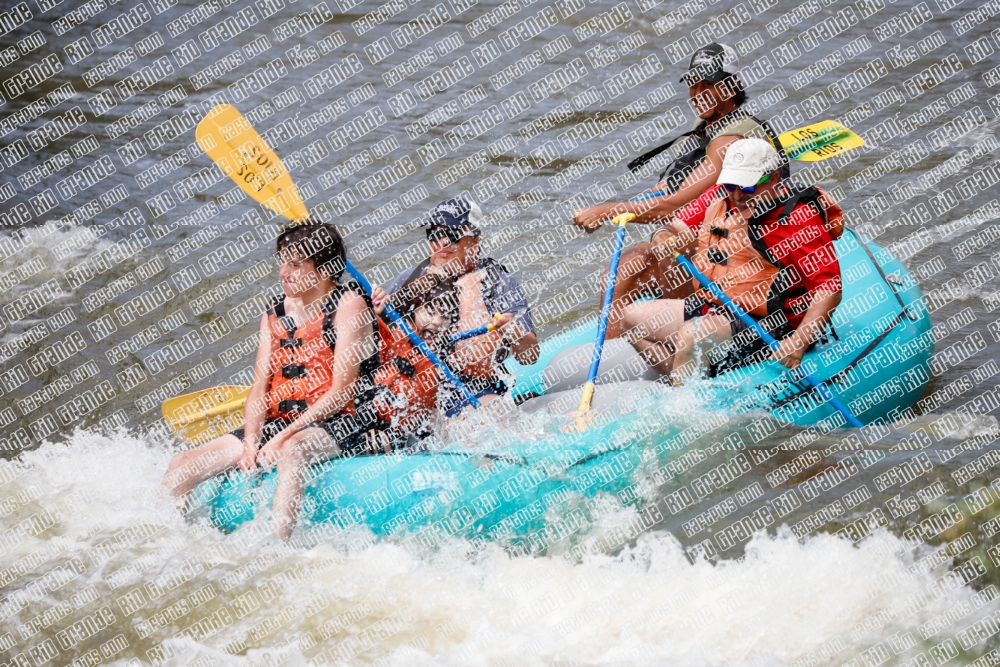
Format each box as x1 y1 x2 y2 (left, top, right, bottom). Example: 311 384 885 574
716 138 783 188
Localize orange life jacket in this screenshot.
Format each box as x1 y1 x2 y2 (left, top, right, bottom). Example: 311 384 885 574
265 280 383 421
369 323 439 439
694 198 781 317
692 184 843 318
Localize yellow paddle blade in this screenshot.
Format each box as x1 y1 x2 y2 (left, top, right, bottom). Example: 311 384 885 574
196 104 310 222
779 120 864 162
162 385 250 444
559 382 597 433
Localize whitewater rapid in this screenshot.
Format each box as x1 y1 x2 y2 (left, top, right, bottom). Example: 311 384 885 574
2 427 998 666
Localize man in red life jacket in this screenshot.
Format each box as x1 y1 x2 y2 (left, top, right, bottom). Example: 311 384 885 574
572 43 790 338
620 138 843 382
164 221 381 540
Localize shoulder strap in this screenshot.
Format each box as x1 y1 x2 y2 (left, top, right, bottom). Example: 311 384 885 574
777 185 826 226
478 257 509 295
626 121 706 173
267 294 285 317
267 294 297 337
398 258 432 295
746 202 781 267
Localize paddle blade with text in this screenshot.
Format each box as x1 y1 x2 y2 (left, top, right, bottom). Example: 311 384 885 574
195 104 309 222
779 120 865 162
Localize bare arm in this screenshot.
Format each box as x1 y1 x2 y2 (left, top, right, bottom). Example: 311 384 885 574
573 135 741 232
511 331 539 365
238 314 274 470
772 291 842 369
649 219 700 261
494 312 539 365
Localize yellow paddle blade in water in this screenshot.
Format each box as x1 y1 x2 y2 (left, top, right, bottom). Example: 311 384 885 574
779 120 865 162
195 104 310 222
162 385 250 444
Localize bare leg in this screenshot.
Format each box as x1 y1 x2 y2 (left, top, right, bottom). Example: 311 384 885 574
605 243 695 339
620 299 686 376
632 338 675 376
668 315 732 384
272 427 339 541
478 393 500 406
163 434 244 509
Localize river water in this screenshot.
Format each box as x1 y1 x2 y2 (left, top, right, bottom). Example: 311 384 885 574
2 0 1000 664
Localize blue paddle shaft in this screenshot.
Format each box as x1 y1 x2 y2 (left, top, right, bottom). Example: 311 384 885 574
633 189 666 203
451 324 491 343
345 261 480 409
586 223 629 386
671 253 863 428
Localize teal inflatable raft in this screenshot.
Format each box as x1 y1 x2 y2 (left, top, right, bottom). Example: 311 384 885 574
197 230 931 540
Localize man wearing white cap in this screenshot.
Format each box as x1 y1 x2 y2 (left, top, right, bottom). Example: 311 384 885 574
573 42 790 339
620 138 843 382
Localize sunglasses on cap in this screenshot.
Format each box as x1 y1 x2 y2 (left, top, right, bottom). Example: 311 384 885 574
425 225 478 244
723 173 772 194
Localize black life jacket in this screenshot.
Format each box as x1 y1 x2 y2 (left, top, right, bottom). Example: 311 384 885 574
627 109 790 194
772 182 844 240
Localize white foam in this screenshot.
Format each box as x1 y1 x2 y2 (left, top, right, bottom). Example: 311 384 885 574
2 428 997 667
0 221 107 310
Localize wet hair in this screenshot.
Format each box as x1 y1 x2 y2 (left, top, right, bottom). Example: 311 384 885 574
391 274 459 326
276 219 346 280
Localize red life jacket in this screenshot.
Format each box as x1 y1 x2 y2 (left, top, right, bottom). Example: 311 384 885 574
265 280 383 421
693 182 843 320
369 323 439 439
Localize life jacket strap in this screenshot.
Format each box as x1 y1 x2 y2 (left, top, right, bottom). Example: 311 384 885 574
278 399 308 413
706 248 728 265
281 363 307 379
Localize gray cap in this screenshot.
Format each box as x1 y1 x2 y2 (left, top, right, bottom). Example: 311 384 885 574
425 198 485 232
681 43 739 85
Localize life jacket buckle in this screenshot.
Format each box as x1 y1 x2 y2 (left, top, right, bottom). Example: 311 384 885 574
282 363 307 379
707 248 729 265
710 226 729 238
279 338 302 348
278 399 308 413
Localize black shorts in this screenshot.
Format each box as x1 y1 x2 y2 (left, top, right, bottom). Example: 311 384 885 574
230 414 369 456
682 294 801 375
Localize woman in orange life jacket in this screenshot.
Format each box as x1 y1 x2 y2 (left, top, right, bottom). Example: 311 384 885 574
620 138 843 384
571 43 789 339
163 220 381 540
364 274 460 452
